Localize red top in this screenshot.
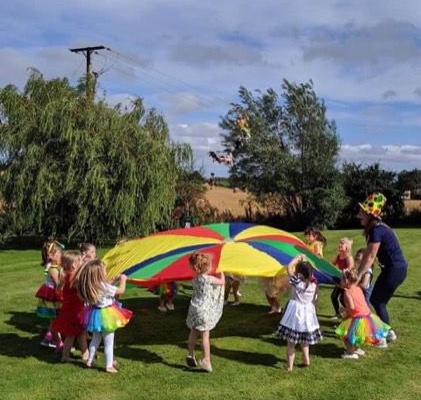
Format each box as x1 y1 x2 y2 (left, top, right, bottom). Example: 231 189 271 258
52 273 85 336
333 255 349 271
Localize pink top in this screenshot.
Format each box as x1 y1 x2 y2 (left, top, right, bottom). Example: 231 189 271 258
346 285 371 317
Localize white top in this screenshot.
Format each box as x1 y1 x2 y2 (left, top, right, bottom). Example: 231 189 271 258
96 282 117 308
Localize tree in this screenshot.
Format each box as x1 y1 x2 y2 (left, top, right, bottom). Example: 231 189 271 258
397 169 421 199
339 162 404 227
0 69 191 241
220 80 344 228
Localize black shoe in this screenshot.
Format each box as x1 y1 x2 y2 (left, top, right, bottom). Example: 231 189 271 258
186 356 198 367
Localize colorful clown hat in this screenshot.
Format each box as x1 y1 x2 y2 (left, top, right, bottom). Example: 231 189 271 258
358 192 386 218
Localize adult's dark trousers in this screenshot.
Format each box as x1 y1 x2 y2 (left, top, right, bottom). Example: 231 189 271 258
370 267 407 325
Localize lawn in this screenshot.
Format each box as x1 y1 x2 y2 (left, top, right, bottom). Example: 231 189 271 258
1 229 420 400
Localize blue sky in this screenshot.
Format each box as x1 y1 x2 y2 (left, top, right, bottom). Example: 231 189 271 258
1 0 421 177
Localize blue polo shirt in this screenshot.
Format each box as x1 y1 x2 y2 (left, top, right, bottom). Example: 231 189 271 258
368 223 407 270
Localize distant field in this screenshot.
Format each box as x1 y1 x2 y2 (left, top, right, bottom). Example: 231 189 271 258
204 186 421 217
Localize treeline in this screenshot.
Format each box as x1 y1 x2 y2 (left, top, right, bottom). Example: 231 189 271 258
1 71 420 243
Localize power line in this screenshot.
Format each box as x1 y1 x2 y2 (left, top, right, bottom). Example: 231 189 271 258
69 45 110 100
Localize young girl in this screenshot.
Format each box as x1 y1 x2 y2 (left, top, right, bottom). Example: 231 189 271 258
276 255 322 372
260 273 289 314
224 274 244 306
186 252 225 373
355 247 373 303
152 282 177 312
36 239 64 348
73 259 133 373
304 227 327 257
79 242 97 262
335 269 390 359
330 238 354 319
52 250 88 362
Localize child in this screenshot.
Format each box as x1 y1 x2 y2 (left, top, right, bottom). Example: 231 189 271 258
52 250 88 362
186 252 225 373
36 239 64 348
335 269 390 358
304 227 327 257
276 255 322 372
152 282 178 312
73 259 133 373
330 238 354 319
260 273 289 314
355 247 373 303
79 242 97 262
224 274 244 306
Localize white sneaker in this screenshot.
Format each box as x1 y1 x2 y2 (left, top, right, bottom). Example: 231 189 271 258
354 348 365 356
158 305 167 312
341 352 359 359
387 330 397 342
375 338 388 348
231 301 240 306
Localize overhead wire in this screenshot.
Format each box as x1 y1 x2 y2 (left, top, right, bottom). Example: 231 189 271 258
93 47 232 111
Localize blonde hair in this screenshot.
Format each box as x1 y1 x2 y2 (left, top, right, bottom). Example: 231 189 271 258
189 252 212 274
340 237 353 253
72 259 107 304
57 250 81 291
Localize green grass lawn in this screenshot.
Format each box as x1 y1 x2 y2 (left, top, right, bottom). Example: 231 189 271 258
1 229 421 400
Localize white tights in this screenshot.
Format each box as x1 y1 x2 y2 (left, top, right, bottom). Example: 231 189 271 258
88 331 115 368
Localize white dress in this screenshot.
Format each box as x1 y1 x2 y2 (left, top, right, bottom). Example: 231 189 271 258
276 275 323 344
186 274 224 331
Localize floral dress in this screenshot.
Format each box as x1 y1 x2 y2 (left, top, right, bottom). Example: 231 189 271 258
186 274 224 331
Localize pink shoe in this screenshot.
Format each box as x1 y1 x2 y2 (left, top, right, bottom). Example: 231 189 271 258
54 341 64 353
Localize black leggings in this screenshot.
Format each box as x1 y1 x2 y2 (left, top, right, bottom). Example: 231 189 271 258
330 286 344 315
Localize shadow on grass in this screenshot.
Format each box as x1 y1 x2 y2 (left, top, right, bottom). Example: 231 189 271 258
3 294 343 366
212 345 280 367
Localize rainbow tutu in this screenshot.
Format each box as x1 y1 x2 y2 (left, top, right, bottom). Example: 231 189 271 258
81 302 133 332
36 300 61 319
35 285 62 319
335 313 390 347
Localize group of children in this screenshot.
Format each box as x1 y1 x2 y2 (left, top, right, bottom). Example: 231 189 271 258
35 239 132 373
34 225 391 375
185 227 390 373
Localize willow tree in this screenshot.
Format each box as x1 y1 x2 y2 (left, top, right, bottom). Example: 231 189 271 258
0 69 191 240
220 80 344 228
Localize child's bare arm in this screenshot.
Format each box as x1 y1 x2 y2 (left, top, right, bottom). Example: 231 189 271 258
287 254 305 276
114 274 127 295
49 267 61 286
210 272 225 286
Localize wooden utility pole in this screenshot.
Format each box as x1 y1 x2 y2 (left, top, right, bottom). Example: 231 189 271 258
69 45 107 100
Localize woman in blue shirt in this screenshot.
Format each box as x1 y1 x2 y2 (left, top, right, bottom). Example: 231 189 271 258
356 192 407 346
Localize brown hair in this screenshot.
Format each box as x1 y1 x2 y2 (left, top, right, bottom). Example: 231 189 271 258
41 238 63 267
57 250 81 291
72 259 107 304
79 242 95 254
304 227 327 247
189 252 212 274
341 268 359 286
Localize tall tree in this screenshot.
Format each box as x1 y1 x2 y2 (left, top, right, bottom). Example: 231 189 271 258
340 162 403 226
220 80 343 228
0 69 190 241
